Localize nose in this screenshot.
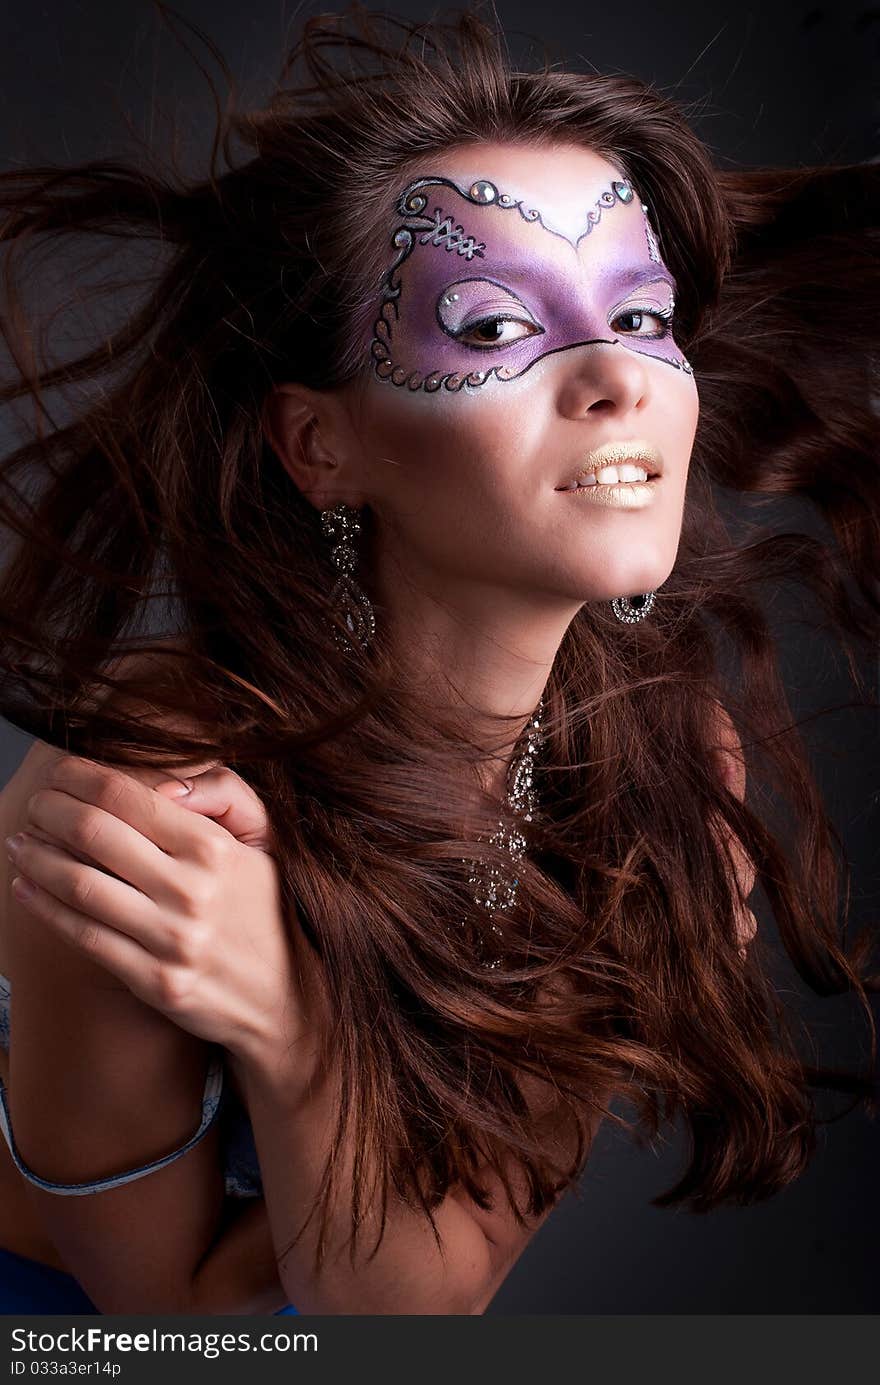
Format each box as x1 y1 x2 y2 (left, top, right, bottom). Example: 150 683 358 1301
555 340 649 421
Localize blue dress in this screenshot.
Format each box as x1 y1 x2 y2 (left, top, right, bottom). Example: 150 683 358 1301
0 972 298 1314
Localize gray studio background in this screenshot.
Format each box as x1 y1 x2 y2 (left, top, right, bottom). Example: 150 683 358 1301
1 0 878 1312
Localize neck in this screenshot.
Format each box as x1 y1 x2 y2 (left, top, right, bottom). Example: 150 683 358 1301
376 557 579 800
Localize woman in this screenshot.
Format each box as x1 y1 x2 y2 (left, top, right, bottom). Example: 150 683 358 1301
0 4 877 1314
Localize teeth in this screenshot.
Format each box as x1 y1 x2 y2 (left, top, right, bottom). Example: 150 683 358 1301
577 464 650 487
616 463 650 482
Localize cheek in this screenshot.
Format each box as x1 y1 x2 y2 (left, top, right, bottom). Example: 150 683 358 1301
687 386 700 452
686 377 700 427
658 373 699 455
357 385 528 501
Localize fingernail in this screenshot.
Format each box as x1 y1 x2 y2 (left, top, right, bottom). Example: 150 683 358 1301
12 876 36 899
5 834 25 853
163 779 193 797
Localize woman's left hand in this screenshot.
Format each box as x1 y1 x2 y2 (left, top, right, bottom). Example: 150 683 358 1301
709 700 759 958
5 753 307 1066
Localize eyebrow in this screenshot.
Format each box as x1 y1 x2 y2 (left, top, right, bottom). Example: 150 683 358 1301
451 255 677 300
610 264 678 297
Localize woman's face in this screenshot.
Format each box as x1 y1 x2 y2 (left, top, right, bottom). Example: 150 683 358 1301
342 140 699 618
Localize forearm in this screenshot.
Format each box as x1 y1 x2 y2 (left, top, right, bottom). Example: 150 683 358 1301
230 1051 492 1315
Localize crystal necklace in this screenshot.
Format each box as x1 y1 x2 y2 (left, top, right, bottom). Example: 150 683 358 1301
460 695 546 968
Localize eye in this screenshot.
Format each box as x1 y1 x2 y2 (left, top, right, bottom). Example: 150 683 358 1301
452 314 544 349
436 279 545 351
611 304 675 339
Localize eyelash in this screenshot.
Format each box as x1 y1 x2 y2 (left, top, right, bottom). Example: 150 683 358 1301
451 303 676 349
612 304 676 338
452 313 541 349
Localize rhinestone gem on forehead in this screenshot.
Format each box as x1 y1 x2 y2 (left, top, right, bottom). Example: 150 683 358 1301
470 174 664 264
368 174 692 392
398 174 639 252
471 174 636 230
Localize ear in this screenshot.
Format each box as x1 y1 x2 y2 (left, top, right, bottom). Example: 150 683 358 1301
262 382 362 513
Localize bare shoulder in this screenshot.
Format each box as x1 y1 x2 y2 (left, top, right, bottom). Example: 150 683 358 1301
0 634 214 818
83 632 217 768
0 633 216 916
0 634 229 1309
449 969 612 1313
0 629 217 1026
0 740 61 838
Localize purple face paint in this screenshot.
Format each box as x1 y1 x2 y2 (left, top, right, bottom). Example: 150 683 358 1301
367 172 692 394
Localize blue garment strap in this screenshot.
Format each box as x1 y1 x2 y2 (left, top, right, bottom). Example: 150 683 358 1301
0 1052 225 1196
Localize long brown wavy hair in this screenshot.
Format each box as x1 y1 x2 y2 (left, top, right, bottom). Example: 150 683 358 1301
1 1 878 1271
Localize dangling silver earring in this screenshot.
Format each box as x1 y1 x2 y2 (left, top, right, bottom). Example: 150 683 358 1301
610 591 656 623
319 503 375 652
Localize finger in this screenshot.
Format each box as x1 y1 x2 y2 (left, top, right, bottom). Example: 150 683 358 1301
35 744 219 800
10 872 168 1000
6 832 179 959
725 828 757 899
102 756 220 791
33 753 223 862
153 767 274 849
23 787 184 904
708 810 757 899
737 906 759 957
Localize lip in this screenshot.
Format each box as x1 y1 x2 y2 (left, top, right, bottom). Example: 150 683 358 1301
555 440 664 490
559 477 659 509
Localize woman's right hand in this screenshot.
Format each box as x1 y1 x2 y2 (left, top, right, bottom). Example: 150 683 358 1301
7 754 322 1080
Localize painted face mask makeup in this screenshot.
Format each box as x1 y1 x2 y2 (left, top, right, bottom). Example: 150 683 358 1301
367 170 693 393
